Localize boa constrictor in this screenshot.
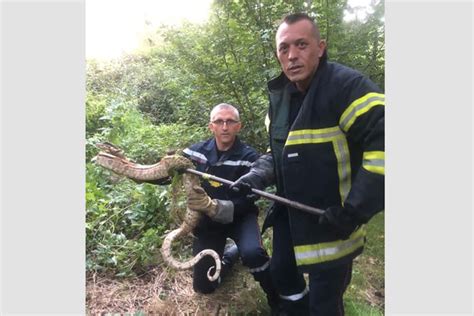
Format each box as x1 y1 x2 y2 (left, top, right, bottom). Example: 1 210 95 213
92 142 221 281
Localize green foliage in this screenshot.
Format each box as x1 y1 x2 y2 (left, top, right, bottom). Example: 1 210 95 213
332 1 385 89
87 54 184 126
86 161 172 276
85 98 208 276
149 0 327 151
86 98 209 163
85 94 107 138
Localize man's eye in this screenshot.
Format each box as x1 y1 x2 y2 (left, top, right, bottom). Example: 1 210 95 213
279 46 288 53
298 42 307 48
211 119 239 126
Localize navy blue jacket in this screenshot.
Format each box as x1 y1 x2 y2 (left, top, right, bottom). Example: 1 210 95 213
267 57 385 272
183 137 260 230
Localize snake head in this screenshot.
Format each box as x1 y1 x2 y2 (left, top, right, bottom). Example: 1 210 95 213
95 141 126 159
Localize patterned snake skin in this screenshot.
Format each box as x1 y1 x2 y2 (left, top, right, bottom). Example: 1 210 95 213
92 142 221 281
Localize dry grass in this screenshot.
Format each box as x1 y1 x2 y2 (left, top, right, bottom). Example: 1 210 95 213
86 211 384 315
86 260 269 315
86 193 270 315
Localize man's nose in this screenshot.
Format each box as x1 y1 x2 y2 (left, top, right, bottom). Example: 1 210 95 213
288 45 298 60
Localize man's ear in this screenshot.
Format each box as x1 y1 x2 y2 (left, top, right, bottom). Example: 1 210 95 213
235 122 242 133
318 40 327 58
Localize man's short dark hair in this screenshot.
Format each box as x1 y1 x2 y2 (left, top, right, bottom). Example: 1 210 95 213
279 12 321 40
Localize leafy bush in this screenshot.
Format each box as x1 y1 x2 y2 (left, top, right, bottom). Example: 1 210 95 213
86 161 174 276
86 99 209 277
86 94 108 139
86 98 209 162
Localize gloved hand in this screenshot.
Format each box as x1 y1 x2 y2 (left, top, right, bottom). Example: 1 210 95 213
229 172 264 201
230 154 275 201
319 205 360 239
187 186 234 224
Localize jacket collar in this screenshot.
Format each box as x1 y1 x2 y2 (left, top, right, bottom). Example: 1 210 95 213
203 136 243 165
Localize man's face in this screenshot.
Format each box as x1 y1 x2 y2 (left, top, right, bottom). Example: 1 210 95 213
208 108 241 150
276 19 326 92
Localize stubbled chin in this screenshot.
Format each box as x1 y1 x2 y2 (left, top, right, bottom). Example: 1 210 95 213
286 71 304 81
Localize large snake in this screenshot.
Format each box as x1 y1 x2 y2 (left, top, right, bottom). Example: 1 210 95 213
92 142 221 281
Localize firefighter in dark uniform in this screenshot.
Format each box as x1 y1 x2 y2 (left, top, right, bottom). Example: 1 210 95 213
231 13 385 315
184 103 279 310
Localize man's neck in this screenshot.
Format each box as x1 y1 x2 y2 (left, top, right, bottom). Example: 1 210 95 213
216 142 233 151
295 67 319 92
295 82 308 93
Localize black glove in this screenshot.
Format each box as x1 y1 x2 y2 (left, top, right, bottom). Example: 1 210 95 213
319 205 360 240
230 172 265 201
230 154 275 201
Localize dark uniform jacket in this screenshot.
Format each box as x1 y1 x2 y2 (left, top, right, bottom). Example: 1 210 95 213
267 56 385 272
183 137 260 231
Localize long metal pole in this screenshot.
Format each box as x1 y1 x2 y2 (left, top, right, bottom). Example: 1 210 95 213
185 168 325 216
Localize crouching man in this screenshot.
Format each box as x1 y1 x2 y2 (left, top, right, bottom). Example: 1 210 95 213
185 103 279 311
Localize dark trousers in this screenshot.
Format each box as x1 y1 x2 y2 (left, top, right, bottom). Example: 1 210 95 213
308 262 352 316
192 212 276 301
271 209 353 316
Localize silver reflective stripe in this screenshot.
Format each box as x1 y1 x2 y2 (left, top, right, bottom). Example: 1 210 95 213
183 148 208 163
365 159 384 167
265 113 270 133
280 286 309 301
215 160 253 167
249 260 270 273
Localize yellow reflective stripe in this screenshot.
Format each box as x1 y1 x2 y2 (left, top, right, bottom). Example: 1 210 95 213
294 226 366 266
340 92 385 132
333 136 351 201
285 126 342 146
363 151 385 175
285 126 351 202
